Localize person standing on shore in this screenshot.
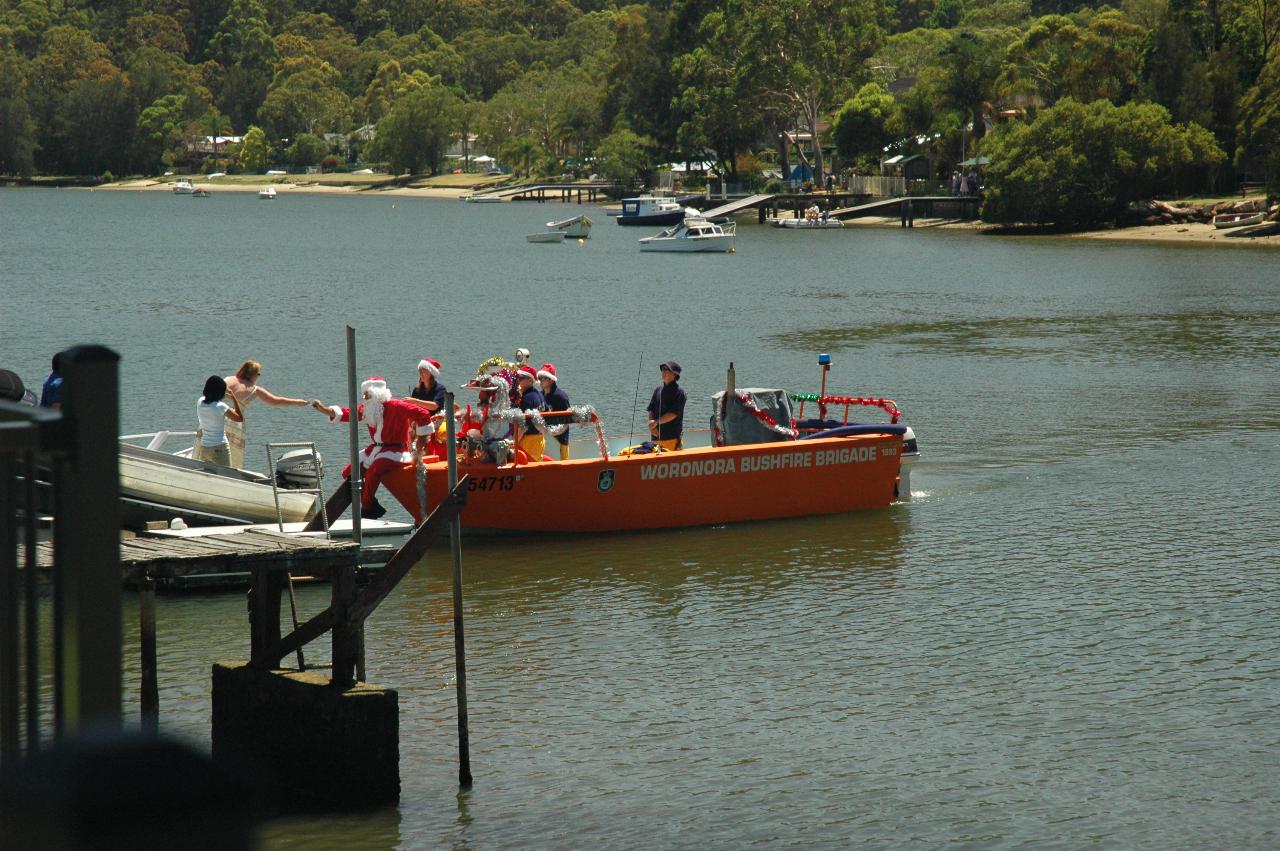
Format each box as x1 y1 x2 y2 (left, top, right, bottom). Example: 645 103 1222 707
223 359 310 468
194 375 243 466
538 363 572 460
647 361 687 452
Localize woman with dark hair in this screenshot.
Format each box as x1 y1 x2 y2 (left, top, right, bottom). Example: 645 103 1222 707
194 375 243 466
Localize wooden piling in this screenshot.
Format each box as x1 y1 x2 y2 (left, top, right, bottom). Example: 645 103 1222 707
139 573 158 734
445 393 472 787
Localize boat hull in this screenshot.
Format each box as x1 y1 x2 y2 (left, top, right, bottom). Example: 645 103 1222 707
119 444 317 525
385 432 903 532
774 219 844 229
639 236 734 252
617 211 686 226
1213 213 1264 229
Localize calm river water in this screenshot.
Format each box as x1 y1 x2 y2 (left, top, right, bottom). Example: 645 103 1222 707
3 188 1279 847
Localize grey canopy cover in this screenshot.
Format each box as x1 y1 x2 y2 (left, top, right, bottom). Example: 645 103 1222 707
711 388 794 445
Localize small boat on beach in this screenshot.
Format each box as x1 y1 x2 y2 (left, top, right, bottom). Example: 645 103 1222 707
377 361 918 534
1213 211 1265 229
462 193 503 203
639 217 736 252
258 186 277 199
526 231 567 243
546 214 593 238
171 179 194 195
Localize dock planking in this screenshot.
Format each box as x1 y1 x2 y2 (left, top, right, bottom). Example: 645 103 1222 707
20 529 392 591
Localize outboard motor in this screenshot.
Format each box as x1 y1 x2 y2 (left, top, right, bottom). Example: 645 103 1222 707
897 426 919 499
275 447 323 489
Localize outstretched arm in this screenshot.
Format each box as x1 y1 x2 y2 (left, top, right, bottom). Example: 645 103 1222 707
256 385 309 408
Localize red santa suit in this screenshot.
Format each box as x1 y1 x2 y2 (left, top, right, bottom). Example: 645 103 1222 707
328 378 435 511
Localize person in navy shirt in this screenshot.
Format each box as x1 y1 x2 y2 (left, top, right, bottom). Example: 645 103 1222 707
40 353 64 409
409 357 447 411
514 364 547 461
647 360 687 451
538 363 572 460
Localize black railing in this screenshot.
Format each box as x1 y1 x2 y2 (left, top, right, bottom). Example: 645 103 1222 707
0 346 122 768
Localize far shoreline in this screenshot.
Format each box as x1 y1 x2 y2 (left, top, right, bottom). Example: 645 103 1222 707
64 177 1280 248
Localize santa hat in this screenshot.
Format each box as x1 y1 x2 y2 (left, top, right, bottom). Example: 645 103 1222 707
516 364 537 381
537 363 557 382
361 376 387 394
417 357 440 379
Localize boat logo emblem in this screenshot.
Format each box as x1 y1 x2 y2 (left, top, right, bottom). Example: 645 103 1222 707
597 469 616 493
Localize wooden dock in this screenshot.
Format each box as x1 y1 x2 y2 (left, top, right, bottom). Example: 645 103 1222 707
21 529 396 591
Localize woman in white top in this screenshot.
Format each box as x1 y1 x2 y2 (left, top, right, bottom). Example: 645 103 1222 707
194 375 243 466
223 359 310 468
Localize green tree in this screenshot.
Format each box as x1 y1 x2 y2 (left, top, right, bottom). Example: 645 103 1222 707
366 82 459 173
257 64 353 142
1000 13 1145 106
209 0 279 130
934 31 1004 158
136 94 196 172
833 82 897 167
286 132 330 166
499 135 546 177
592 126 654 185
0 44 36 176
1236 55 1280 195
237 125 271 171
981 98 1225 226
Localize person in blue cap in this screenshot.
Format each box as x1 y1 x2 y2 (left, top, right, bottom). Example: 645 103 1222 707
646 360 686 451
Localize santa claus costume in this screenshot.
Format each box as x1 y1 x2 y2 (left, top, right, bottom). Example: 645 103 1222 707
326 376 436 518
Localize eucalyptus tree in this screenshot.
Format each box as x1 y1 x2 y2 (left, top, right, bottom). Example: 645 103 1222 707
0 43 36 176
1236 54 1280 195
209 0 279 130
366 80 459 174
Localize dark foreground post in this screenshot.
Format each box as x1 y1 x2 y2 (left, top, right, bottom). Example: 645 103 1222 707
446 393 473 787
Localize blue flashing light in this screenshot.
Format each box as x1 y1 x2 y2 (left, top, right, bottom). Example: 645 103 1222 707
817 353 831 366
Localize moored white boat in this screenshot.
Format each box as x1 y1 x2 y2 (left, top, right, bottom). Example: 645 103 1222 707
171 179 194 195
773 216 843 229
258 186 277 199
616 195 690 226
118 432 319 527
639 217 736 252
461 193 503 203
526 231 567 243
546 214 593 238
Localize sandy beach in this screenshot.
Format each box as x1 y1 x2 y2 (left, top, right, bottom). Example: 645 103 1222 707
99 175 474 199
843 214 1280 247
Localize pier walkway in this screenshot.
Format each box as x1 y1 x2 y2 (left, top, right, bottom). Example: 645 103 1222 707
463 182 618 203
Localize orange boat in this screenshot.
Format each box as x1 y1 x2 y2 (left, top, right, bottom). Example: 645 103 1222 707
379 360 919 534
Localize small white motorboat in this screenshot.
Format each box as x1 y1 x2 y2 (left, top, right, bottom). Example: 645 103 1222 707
617 196 690 226
462 194 503 203
1213 211 1264 229
258 186 278 199
546 214 593 238
773 214 844 229
171 179 194 195
639 217 736 252
526 231 567 243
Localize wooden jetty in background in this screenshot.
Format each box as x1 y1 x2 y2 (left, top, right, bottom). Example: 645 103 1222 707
686 192 981 225
463 182 618 203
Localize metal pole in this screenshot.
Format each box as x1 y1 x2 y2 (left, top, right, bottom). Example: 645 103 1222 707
346 326 362 544
445 392 472 787
23 451 40 752
54 345 122 734
0 454 18 766
139 573 158 734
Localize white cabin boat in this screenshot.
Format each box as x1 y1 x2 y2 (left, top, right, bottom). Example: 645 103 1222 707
258 186 278 199
461 194 503 203
617 196 691 226
639 217 736 252
546 214 593 238
526 231 567 243
171 179 194 195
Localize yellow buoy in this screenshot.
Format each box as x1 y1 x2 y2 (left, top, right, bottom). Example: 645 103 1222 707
729 247 736 253
578 238 584 245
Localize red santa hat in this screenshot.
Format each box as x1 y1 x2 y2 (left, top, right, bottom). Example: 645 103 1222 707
537 363 557 382
417 357 440 379
516 364 537 381
361 376 387 394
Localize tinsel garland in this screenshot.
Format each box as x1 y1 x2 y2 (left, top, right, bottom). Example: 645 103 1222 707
715 392 799 439
789 393 901 423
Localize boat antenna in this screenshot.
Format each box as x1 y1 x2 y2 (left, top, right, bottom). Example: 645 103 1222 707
629 351 644 444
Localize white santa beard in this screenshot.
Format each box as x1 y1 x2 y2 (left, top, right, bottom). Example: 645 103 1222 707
363 397 385 426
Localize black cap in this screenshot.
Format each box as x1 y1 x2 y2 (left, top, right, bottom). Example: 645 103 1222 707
659 361 682 377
